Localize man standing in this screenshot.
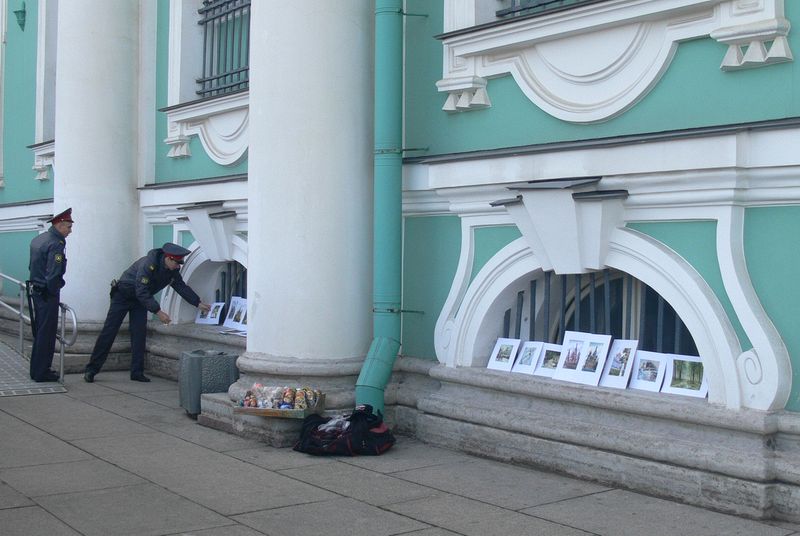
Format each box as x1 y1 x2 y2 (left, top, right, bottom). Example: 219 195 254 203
83 243 210 382
28 208 73 382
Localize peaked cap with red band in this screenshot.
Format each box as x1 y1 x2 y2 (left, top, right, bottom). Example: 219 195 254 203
48 208 73 225
163 242 190 264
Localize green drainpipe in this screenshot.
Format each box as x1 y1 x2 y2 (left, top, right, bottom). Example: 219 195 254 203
355 0 403 416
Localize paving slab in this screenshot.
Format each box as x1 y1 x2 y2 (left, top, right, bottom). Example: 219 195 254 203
233 496 430 536
0 392 153 440
338 438 475 473
394 457 610 510
72 431 338 515
278 459 440 506
522 489 793 536
74 371 176 393
0 481 35 509
0 458 144 497
35 482 232 536
80 391 190 428
154 421 264 452
0 410 90 468
403 529 464 536
0 505 82 535
161 525 271 536
386 493 595 536
227 445 337 471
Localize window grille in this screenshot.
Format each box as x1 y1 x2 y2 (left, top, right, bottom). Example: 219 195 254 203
501 269 699 356
197 0 250 98
496 0 608 19
216 261 247 315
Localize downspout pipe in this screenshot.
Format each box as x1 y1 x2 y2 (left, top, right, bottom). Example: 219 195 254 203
355 0 404 416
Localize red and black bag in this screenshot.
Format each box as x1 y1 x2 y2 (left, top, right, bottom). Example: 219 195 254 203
293 404 395 456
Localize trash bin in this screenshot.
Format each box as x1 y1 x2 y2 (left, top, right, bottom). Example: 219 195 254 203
179 350 239 418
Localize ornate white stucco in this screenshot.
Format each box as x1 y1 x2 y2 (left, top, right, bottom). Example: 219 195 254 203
422 126 798 411
438 0 792 121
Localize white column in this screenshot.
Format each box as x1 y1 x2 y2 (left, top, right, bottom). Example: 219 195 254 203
54 1 140 321
241 2 373 386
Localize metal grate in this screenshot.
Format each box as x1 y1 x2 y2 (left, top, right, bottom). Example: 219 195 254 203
197 0 251 98
501 268 698 355
216 261 247 316
496 0 608 19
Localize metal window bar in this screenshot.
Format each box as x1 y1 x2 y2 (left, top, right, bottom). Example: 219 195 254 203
543 271 551 343
559 275 567 344
589 272 596 333
528 280 536 341
573 274 581 332
197 0 250 98
496 0 608 19
514 291 524 339
656 294 665 352
503 309 511 338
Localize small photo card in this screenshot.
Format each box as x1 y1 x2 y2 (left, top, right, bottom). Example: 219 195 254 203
661 354 708 398
629 350 668 392
533 343 563 378
511 341 544 375
223 296 248 331
195 301 226 325
487 338 522 372
599 339 639 389
553 331 612 386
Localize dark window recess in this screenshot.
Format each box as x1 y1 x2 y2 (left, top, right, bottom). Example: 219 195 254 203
496 0 608 20
502 269 698 356
216 261 247 316
197 0 250 98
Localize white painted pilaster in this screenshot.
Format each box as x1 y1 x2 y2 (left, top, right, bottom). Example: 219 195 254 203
54 0 140 321
242 2 373 371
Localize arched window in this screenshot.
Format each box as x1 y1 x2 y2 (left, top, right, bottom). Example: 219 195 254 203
500 268 698 356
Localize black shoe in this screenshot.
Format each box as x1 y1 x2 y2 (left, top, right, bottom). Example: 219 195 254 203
130 374 151 382
35 371 59 383
84 370 95 383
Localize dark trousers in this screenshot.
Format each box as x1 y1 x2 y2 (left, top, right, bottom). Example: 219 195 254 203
85 291 148 376
30 292 60 380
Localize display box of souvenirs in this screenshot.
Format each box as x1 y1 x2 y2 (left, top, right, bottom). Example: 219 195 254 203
233 384 325 419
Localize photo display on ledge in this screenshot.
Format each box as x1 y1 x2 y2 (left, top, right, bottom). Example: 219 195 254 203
486 330 708 398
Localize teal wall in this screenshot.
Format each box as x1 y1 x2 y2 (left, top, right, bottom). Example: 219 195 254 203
179 230 195 248
627 221 751 352
154 0 247 183
404 0 800 157
471 226 522 282
401 215 461 359
0 230 37 295
744 206 800 411
1 0 51 204
152 224 173 250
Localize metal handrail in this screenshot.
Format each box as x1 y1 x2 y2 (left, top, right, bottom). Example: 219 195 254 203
0 272 29 355
1 271 79 383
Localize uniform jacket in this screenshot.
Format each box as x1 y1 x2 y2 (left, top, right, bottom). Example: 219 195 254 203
117 248 200 313
28 226 67 295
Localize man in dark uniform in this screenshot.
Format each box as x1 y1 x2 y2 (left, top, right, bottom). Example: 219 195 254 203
28 208 74 382
83 243 210 383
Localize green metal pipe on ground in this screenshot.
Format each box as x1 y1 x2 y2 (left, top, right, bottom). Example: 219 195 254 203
355 0 404 416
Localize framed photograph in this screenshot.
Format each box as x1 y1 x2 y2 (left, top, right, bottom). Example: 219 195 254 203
553 331 612 385
628 350 668 392
533 343 563 378
599 339 639 389
223 296 247 330
511 341 544 375
660 354 708 398
486 338 522 372
195 301 226 325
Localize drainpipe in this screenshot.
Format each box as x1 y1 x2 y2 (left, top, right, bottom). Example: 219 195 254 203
355 0 404 416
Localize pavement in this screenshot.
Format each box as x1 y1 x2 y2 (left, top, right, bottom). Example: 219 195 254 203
1 346 799 535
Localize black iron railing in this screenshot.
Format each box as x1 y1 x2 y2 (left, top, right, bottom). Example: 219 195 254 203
496 0 608 19
197 0 251 98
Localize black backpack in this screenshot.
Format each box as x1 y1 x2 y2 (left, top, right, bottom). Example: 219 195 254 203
293 404 395 456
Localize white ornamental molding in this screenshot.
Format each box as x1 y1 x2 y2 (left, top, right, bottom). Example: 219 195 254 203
31 141 56 182
438 0 792 122
163 91 249 165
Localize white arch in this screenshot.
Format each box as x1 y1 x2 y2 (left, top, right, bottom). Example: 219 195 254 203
161 236 248 322
437 226 788 410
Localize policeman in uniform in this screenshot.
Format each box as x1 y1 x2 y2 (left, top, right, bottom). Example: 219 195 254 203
28 208 74 382
83 243 210 382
